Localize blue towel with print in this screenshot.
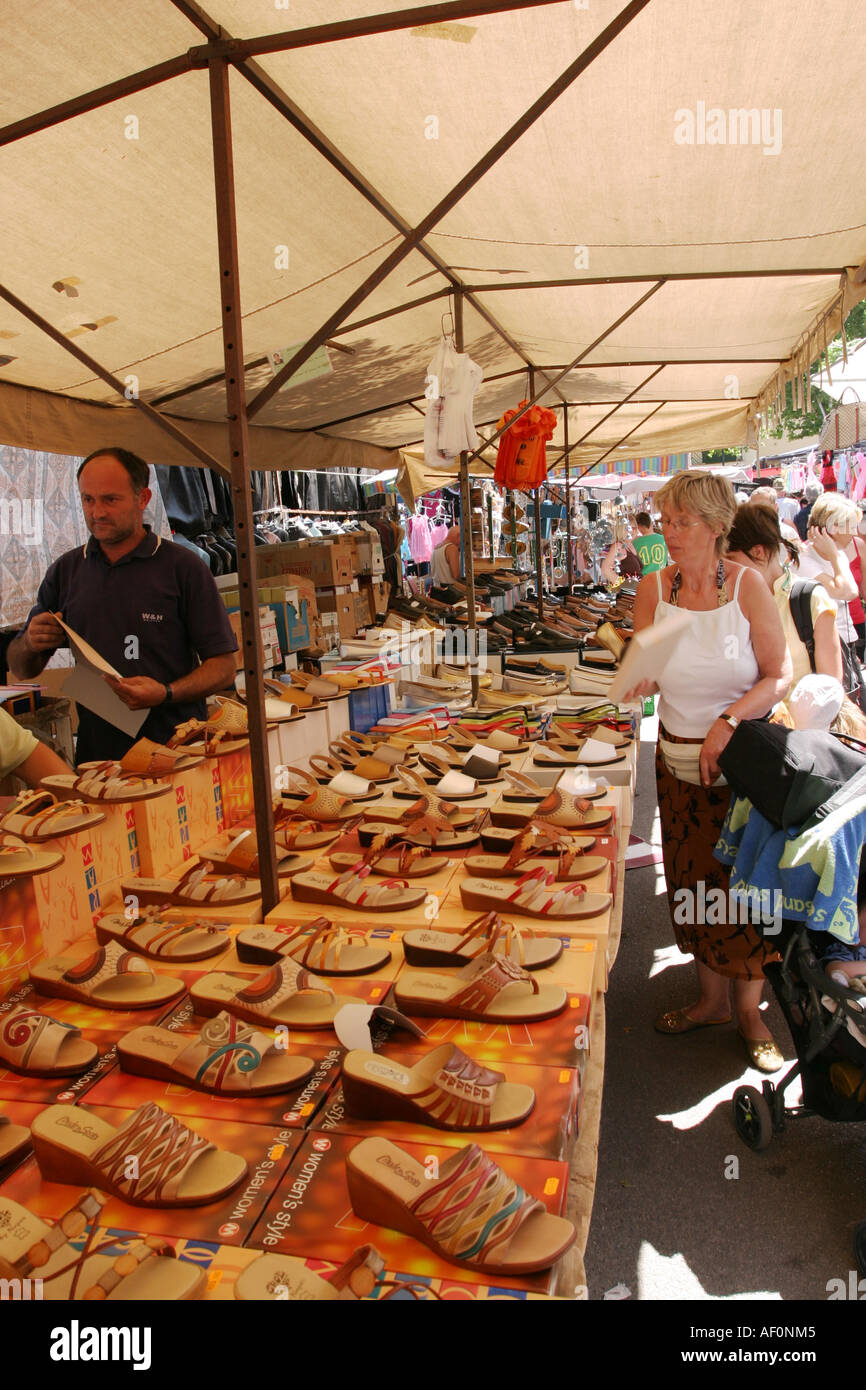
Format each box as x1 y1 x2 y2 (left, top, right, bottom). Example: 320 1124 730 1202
714 777 866 945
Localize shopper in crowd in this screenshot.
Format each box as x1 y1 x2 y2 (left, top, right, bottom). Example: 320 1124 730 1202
726 502 843 693
429 523 463 599
600 520 643 584
793 487 819 541
796 493 865 707
625 472 791 1072
772 477 801 527
632 511 670 574
0 704 73 785
8 448 238 764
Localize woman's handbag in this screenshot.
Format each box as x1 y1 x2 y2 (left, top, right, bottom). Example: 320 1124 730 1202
659 735 727 788
717 721 866 828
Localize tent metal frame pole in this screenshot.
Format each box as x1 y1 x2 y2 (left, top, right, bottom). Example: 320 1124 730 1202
246 0 654 418
0 282 227 475
564 406 573 592
0 56 192 148
461 281 665 468
527 367 545 620
463 268 845 293
546 365 666 471
573 402 668 483
454 292 480 705
208 56 279 914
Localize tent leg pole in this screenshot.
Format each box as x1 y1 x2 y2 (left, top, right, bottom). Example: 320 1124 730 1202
564 406 573 592
454 293 479 704
208 56 279 914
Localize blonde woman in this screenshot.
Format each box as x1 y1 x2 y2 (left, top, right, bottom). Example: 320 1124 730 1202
797 493 865 708
625 473 791 1072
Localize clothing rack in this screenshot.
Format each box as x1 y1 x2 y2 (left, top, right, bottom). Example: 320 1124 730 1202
252 506 368 518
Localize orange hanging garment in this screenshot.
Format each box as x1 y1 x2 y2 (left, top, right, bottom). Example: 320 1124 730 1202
494 400 558 490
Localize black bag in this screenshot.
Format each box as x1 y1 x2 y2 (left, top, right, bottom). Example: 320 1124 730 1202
717 721 866 828
788 577 865 710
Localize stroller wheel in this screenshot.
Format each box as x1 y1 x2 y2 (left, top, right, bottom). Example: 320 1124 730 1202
854 1223 866 1279
733 1086 772 1151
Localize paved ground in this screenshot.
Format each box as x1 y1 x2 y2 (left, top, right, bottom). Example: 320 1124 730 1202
584 717 866 1303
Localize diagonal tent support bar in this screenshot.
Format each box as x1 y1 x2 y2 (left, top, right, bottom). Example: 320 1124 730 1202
208 57 279 913
546 365 666 470
461 282 665 467
0 282 226 474
247 0 654 418
574 402 668 483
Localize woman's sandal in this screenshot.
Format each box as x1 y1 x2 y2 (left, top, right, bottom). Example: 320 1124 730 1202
345 1138 575 1274
464 827 608 882
339 732 411 768
0 1007 99 1077
0 1189 206 1300
394 950 567 1022
190 959 353 1030
41 763 173 804
478 822 597 856
393 763 484 802
31 1102 247 1207
327 741 397 784
235 1245 436 1301
360 791 477 829
0 790 106 842
117 738 205 778
459 866 612 920
94 909 228 962
118 1011 315 1094
308 755 383 800
199 828 312 878
329 834 447 879
289 865 428 913
402 910 563 970
273 804 344 849
0 832 64 877
342 1042 535 1131
30 942 186 1010
122 859 269 908
235 919 391 976
491 787 613 832
533 737 625 767
289 671 342 701
279 770 358 822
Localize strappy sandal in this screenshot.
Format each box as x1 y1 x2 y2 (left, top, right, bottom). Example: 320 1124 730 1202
289 671 342 701
308 755 382 800
0 1190 206 1299
118 1011 315 1093
329 834 447 879
342 1042 535 1131
121 860 263 908
273 805 343 850
459 867 612 919
502 769 546 802
235 1245 436 1302
402 910 563 970
360 791 478 829
190 959 353 1029
491 786 613 832
340 732 411 768
464 828 608 883
31 1102 247 1207
94 908 228 961
41 763 172 804
279 769 358 822
478 823 597 856
235 919 391 976
0 1007 98 1076
199 828 311 878
0 790 106 842
0 832 64 877
289 865 428 913
30 942 186 1010
118 738 205 779
358 814 481 852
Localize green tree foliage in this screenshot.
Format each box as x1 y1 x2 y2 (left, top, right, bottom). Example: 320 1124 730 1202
765 302 866 441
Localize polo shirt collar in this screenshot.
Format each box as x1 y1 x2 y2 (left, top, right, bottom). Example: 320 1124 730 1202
84 524 161 565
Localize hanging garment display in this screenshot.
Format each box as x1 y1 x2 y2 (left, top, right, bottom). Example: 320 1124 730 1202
820 449 838 493
493 400 558 490
423 335 483 468
407 512 433 564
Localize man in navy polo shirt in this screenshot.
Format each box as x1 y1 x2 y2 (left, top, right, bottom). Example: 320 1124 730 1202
8 448 238 764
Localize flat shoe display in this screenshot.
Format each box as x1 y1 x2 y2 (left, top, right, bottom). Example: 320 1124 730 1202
342 1043 535 1131
345 1138 575 1274
394 951 567 1022
118 1012 316 1094
235 920 391 976
0 832 64 877
0 1007 99 1076
190 959 351 1030
290 866 428 913
402 910 562 971
654 1008 733 1035
0 790 106 842
122 860 263 908
30 1101 247 1207
738 1030 784 1073
459 867 611 920
30 943 185 1010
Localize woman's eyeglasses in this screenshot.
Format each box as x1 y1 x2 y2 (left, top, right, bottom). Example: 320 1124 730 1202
659 517 700 534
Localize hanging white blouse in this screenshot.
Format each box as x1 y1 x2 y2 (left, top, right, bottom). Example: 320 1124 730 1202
424 336 483 468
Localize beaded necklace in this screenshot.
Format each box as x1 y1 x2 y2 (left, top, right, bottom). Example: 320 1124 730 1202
669 558 728 608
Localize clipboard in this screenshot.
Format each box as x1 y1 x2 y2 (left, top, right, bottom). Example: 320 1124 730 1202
53 614 148 738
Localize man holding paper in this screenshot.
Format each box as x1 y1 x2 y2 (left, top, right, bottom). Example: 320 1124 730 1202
8 449 238 764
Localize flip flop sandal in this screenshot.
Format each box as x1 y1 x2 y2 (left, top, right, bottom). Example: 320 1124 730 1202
394 951 567 1023
30 942 185 1010
402 911 563 971
342 1042 535 1131
478 824 597 856
235 1246 436 1302
459 868 612 920
118 738 205 779
308 756 382 801
358 819 481 852
289 866 428 913
0 1007 99 1076
273 808 342 850
0 1190 206 1301
329 835 447 879
0 789 106 842
189 959 351 1030
200 828 312 878
235 920 391 976
118 1012 316 1094
121 861 263 908
41 763 172 804
0 832 64 877
94 908 228 961
30 1101 247 1207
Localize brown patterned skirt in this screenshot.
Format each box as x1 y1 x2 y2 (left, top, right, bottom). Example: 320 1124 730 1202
655 729 777 981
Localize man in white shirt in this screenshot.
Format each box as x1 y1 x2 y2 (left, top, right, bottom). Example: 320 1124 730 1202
773 477 801 526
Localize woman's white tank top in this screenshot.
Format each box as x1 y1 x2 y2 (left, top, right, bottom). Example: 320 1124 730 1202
653 565 759 737
431 542 454 586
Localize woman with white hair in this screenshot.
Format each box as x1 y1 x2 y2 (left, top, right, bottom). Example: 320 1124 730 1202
797 493 865 708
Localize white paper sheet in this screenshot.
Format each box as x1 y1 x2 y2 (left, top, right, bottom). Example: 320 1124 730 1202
54 615 147 738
